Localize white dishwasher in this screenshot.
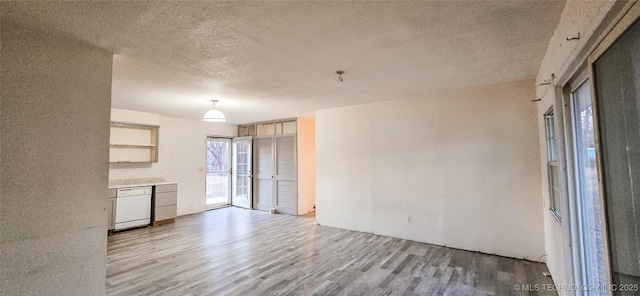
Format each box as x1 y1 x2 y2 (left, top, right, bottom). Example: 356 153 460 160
115 186 152 230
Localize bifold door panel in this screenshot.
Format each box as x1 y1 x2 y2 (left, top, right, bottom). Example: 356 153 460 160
275 135 296 215
253 137 274 211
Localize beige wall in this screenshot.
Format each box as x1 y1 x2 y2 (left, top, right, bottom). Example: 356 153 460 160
109 108 237 215
316 80 545 260
1 24 112 295
297 117 316 215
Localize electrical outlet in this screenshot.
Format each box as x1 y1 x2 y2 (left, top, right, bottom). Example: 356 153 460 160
406 215 413 223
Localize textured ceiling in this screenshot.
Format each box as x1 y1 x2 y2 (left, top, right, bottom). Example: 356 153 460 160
1 1 565 124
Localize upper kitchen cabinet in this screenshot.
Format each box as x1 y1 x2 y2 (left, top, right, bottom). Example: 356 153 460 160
109 122 159 163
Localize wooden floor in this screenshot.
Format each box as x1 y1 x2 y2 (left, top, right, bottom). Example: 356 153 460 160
106 207 555 296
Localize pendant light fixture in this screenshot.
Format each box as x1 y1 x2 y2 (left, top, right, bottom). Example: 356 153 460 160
202 100 226 122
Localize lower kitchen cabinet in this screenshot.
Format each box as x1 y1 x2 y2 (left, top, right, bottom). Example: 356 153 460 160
107 188 117 233
153 183 177 226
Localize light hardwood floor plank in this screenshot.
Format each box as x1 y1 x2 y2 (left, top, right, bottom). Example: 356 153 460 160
106 207 556 296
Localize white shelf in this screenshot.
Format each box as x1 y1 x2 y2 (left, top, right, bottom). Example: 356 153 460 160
109 122 159 163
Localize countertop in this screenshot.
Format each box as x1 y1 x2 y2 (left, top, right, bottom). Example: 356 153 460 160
108 178 176 189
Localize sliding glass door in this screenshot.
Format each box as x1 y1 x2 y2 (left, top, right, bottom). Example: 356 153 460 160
205 137 231 209
592 16 640 292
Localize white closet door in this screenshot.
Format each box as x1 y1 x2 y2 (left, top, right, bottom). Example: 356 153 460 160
253 137 273 211
275 135 297 215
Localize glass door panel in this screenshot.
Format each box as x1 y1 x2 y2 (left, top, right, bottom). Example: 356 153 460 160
232 137 252 209
206 138 231 208
593 17 640 291
571 79 607 292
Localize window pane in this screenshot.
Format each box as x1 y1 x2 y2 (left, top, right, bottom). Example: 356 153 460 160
549 164 561 216
206 139 230 172
573 79 607 290
545 108 561 220
206 138 230 206
546 110 557 162
235 141 250 199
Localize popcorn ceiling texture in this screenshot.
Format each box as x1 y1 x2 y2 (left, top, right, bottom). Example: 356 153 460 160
2 1 565 123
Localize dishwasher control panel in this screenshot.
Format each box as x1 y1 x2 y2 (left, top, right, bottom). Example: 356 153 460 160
116 186 152 197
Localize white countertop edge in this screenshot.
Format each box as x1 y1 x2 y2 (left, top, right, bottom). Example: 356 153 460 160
108 181 177 189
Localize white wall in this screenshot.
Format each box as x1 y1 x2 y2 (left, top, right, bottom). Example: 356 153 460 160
316 80 545 260
109 109 236 216
535 2 622 294
537 87 568 293
297 117 316 215
1 24 112 295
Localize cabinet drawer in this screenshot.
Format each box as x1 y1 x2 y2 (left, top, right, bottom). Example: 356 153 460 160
155 191 177 207
156 184 177 193
108 188 117 198
155 205 176 221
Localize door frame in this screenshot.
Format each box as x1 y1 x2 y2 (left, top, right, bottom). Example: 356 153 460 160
205 136 233 210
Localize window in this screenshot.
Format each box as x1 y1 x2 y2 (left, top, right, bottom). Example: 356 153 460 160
545 108 562 221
